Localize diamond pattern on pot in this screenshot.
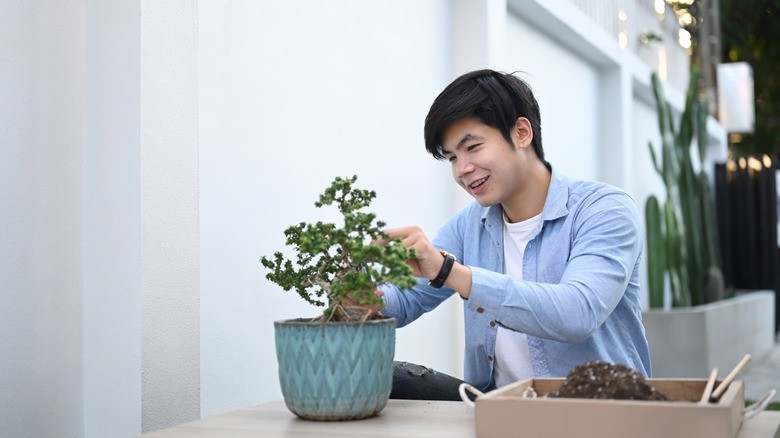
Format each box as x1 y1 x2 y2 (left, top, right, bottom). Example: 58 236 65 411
274 318 396 420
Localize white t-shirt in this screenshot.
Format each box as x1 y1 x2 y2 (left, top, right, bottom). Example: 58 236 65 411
493 212 542 388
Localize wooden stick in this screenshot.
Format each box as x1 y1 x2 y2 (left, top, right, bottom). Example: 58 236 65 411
699 367 719 403
709 354 752 402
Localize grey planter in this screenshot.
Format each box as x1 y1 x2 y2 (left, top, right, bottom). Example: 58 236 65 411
642 290 776 378
274 317 396 421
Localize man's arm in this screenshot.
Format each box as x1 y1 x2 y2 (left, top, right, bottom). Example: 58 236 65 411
467 192 642 343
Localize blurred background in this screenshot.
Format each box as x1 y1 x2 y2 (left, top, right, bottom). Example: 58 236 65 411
2 0 776 436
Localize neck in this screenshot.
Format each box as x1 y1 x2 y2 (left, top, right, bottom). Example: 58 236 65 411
502 161 551 224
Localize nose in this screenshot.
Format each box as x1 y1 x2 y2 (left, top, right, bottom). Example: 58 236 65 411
455 155 474 179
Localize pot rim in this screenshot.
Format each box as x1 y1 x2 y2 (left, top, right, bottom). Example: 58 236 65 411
274 316 396 326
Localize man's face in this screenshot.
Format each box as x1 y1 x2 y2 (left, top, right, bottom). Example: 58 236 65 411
441 116 531 208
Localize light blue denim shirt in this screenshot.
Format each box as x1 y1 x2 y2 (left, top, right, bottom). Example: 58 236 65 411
381 166 651 391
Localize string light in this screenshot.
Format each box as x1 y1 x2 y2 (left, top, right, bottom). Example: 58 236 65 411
678 29 692 49
655 0 665 16
748 156 763 172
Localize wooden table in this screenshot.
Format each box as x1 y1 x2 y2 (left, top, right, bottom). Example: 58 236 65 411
139 399 780 437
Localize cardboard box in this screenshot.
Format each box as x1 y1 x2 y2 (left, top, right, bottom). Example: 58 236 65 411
474 378 745 438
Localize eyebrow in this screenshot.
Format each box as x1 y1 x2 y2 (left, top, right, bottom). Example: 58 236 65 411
441 133 480 155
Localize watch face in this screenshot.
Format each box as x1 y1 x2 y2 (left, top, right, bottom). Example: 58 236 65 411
439 250 457 262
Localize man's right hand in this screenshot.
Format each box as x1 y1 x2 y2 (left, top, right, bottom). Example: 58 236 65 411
373 226 473 299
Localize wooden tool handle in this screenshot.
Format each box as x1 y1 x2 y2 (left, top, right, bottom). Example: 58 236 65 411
710 354 752 402
700 367 719 403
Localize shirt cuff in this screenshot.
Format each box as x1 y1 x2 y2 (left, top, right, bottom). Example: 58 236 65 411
465 266 510 315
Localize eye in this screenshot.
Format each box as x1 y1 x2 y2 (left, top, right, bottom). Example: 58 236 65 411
467 143 482 151
447 155 456 163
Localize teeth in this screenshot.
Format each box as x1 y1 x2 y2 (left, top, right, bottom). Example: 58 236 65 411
470 177 487 188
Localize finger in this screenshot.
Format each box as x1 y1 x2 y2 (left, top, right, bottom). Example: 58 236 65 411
372 228 402 247
390 227 428 250
399 235 419 251
381 226 421 242
370 236 388 247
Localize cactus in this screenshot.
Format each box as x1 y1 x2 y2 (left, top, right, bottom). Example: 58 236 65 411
645 68 724 308
645 195 664 308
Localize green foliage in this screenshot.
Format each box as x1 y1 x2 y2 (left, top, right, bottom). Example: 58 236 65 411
668 0 779 155
721 0 780 156
745 400 780 411
645 195 665 308
261 176 418 322
646 68 724 308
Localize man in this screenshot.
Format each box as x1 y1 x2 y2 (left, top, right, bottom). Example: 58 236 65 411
375 69 651 400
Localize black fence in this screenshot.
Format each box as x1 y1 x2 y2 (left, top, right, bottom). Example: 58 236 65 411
715 155 780 333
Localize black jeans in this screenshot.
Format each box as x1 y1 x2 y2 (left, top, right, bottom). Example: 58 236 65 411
390 361 472 401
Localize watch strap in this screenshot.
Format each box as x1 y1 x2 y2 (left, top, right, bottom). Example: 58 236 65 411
428 250 456 289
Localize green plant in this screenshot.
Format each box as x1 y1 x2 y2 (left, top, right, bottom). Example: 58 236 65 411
645 67 724 308
261 175 417 322
746 400 780 411
719 0 779 156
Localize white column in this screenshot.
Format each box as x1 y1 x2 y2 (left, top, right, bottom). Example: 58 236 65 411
450 0 509 214
139 0 201 432
453 0 508 75
447 0 509 379
84 0 200 435
1 2 86 437
597 65 634 190
83 0 143 436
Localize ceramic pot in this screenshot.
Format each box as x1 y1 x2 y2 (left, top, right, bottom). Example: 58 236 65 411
274 316 396 420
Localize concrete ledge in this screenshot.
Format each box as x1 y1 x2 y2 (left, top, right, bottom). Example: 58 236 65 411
642 290 776 378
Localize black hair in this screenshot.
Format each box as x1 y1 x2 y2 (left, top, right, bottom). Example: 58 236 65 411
424 69 545 163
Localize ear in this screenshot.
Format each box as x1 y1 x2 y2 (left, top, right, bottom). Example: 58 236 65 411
512 117 533 149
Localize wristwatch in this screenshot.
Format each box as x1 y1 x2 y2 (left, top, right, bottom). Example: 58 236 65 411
428 250 457 289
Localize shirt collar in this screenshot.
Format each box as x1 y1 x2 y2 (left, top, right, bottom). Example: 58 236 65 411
541 165 570 221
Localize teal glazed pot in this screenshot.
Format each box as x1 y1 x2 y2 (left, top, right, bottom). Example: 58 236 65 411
274 317 396 421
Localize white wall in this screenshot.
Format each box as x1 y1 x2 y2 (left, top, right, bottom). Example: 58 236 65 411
1 2 85 437
505 11 600 181
1 0 724 436
198 0 461 417
3 0 201 436
83 0 142 436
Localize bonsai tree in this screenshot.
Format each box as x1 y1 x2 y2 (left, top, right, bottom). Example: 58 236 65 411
261 175 418 323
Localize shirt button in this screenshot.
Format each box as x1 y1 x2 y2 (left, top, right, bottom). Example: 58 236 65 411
476 307 484 313
489 320 496 327
487 355 493 361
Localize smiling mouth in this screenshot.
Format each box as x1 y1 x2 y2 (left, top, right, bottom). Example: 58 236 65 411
470 177 488 189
